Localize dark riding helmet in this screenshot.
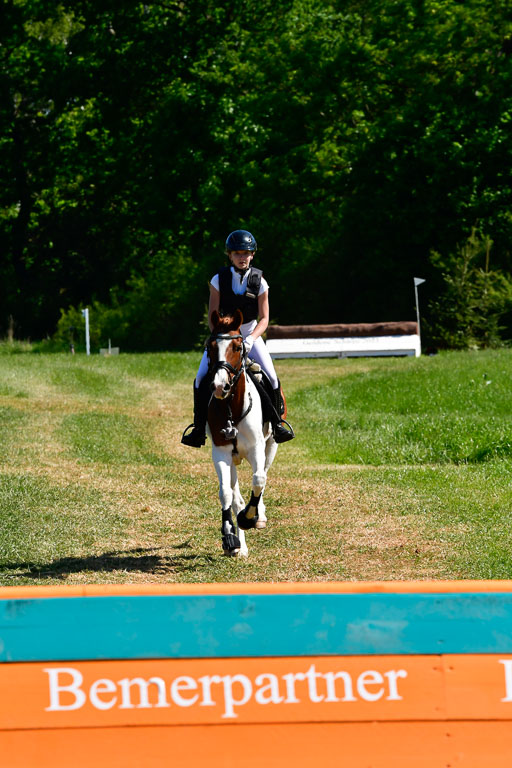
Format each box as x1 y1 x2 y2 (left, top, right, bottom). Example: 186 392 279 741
225 229 257 252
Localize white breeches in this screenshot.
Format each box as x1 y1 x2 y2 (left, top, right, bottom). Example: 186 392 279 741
196 336 279 390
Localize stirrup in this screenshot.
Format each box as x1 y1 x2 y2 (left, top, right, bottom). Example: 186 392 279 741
181 424 206 447
273 419 295 444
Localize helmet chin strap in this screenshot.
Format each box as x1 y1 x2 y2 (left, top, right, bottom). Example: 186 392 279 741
232 264 250 275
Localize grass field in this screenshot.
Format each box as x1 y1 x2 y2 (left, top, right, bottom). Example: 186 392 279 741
1 346 511 585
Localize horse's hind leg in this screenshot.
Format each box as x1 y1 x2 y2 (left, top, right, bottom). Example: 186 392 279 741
240 436 276 530
265 435 278 473
256 436 278 529
231 462 245 515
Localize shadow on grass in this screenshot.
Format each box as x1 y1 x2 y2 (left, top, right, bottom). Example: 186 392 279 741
0 543 217 579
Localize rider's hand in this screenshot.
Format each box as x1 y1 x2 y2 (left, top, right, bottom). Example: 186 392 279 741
244 335 255 355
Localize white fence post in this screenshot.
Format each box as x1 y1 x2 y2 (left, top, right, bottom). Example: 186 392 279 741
81 308 90 356
413 277 426 354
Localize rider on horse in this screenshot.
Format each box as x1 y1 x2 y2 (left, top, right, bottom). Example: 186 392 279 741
181 229 295 448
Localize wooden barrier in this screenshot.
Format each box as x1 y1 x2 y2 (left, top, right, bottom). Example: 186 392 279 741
265 321 421 358
2 580 512 766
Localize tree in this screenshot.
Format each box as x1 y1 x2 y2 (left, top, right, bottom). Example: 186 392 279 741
2 0 512 347
428 232 512 348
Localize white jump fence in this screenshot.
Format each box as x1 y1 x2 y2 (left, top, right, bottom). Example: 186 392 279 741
265 321 420 359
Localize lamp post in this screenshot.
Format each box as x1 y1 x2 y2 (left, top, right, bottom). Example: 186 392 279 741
413 277 426 352
81 308 90 355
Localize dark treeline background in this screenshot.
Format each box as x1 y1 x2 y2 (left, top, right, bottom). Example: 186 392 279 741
3 0 512 350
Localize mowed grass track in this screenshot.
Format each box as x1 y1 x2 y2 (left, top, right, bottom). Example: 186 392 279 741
1 348 512 585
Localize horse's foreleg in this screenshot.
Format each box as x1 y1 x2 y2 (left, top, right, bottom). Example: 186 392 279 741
221 506 242 556
237 442 267 531
214 451 245 556
214 453 233 512
230 463 248 557
238 488 267 531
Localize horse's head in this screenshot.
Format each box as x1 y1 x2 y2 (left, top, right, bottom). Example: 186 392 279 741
207 310 245 400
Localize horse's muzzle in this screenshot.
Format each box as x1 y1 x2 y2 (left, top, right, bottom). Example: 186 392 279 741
210 360 239 400
211 376 231 399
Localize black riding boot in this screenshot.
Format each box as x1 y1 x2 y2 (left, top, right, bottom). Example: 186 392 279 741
181 380 209 447
271 384 295 444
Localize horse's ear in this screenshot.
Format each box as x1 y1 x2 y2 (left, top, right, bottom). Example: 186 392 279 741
234 309 243 329
210 310 220 329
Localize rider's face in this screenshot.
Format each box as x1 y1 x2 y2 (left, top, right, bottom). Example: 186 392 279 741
229 251 254 270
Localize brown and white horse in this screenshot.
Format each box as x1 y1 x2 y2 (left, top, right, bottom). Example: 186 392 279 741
206 310 279 557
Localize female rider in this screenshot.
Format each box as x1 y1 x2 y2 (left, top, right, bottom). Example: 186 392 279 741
181 229 294 447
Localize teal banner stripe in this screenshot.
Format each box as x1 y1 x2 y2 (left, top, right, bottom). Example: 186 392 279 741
1 592 512 662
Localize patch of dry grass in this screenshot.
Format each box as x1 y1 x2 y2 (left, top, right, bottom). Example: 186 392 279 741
1 352 511 584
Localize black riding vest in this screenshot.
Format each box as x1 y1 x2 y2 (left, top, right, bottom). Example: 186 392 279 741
217 266 263 324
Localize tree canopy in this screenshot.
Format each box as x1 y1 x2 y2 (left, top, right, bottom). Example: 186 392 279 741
3 0 512 349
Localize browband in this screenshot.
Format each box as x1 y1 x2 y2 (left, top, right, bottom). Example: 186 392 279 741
209 333 243 342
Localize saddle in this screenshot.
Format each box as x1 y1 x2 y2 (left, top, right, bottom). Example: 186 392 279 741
245 360 282 424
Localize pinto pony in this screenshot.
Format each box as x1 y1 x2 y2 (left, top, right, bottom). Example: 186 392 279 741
206 310 282 557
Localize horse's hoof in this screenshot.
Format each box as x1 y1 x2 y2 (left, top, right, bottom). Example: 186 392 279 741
222 533 241 555
223 548 241 557
237 508 259 530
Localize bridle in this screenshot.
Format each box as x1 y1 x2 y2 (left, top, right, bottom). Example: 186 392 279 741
207 331 252 443
207 332 246 392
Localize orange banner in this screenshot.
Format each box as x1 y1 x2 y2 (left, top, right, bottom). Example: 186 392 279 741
2 654 512 730
3 722 512 768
